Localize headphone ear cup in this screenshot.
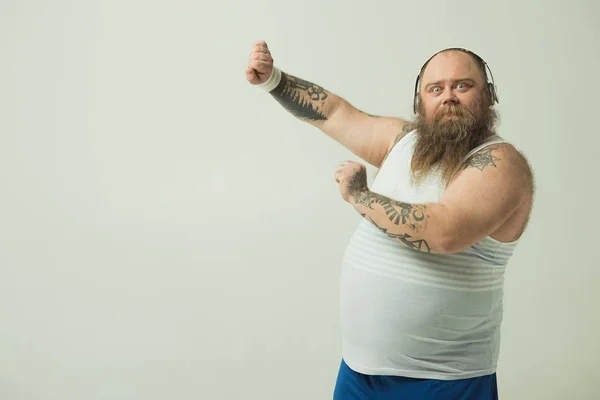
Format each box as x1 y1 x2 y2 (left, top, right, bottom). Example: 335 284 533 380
487 82 496 104
414 94 419 114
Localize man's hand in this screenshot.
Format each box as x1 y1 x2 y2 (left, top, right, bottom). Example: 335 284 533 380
246 40 274 85
334 161 369 203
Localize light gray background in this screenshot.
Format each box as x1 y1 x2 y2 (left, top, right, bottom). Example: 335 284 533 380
2 1 598 399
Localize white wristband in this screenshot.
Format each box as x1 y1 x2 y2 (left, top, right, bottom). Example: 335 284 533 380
257 67 282 92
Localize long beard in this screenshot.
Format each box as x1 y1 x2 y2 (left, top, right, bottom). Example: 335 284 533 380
409 98 498 185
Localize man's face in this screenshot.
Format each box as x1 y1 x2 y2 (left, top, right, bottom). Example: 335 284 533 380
419 51 488 124
409 50 498 184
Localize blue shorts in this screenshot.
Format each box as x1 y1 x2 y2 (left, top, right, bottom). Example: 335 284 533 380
333 358 498 400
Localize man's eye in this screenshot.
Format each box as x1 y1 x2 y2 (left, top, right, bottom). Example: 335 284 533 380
432 87 441 93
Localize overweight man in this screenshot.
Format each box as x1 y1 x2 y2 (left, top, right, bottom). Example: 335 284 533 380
245 40 534 400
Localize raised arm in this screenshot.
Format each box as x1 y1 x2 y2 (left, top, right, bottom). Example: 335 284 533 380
246 40 410 168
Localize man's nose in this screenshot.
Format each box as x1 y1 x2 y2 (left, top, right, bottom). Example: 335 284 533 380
441 90 459 105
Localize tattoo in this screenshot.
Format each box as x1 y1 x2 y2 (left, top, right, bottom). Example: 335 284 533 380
349 169 430 251
270 72 328 121
401 123 412 133
367 217 431 252
353 190 428 233
463 146 501 171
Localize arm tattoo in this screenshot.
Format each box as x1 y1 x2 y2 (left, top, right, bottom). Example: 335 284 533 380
351 189 428 233
463 146 501 171
270 72 328 121
347 169 431 252
366 217 431 252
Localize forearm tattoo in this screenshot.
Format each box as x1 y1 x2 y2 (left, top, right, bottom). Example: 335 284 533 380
270 72 328 121
350 179 428 233
367 217 431 252
345 167 430 252
357 193 428 233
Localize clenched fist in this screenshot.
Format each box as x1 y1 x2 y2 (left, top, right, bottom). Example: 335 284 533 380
246 40 274 85
335 161 369 203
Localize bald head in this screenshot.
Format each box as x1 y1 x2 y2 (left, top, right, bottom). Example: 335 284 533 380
419 49 487 91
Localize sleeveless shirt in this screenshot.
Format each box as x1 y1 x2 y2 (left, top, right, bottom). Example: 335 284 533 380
339 131 519 380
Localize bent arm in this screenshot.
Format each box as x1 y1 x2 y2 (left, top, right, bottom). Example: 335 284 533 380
346 144 533 254
268 71 410 167
349 189 440 253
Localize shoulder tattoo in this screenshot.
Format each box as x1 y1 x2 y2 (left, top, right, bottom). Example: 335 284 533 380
463 146 501 171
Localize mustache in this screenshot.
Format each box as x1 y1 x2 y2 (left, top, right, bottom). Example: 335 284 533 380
434 104 473 121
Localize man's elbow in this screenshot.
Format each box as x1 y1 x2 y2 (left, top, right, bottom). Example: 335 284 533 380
433 229 474 254
432 234 459 254
423 207 464 254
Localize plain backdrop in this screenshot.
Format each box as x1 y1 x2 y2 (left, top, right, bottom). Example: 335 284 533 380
2 1 599 399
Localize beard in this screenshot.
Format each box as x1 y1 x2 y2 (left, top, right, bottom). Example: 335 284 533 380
409 96 499 185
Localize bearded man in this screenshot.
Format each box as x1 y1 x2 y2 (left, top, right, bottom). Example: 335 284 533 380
246 41 534 400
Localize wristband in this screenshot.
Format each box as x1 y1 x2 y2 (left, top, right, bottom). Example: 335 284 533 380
258 67 282 92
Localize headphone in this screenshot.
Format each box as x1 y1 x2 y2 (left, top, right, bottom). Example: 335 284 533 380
412 48 499 114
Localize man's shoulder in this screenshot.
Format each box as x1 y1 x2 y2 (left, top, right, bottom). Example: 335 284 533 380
464 142 534 193
467 141 530 169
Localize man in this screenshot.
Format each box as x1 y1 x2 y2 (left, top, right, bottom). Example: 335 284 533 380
246 41 534 400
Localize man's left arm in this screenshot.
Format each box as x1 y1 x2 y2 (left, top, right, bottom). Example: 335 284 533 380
343 144 532 254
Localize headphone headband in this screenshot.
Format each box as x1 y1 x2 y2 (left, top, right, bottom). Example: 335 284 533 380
412 48 499 114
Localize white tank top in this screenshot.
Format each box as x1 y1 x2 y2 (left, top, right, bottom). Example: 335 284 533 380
339 131 519 380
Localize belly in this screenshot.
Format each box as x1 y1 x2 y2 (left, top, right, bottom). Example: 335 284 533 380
340 262 501 353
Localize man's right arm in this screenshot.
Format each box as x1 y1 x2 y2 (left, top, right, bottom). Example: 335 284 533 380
267 70 410 168
246 41 410 168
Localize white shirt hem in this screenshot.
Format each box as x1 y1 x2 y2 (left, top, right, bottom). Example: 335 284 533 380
342 356 497 381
